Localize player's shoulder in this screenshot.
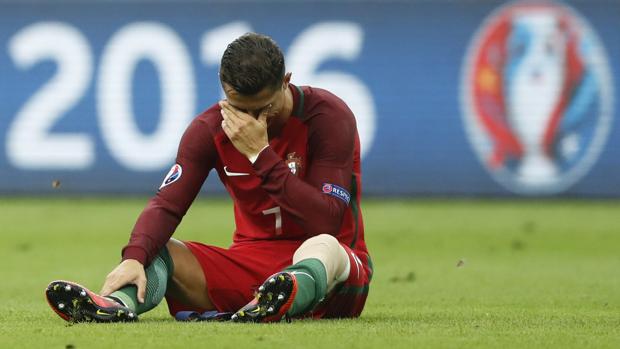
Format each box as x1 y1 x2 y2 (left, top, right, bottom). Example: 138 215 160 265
177 103 223 149
299 86 356 127
193 103 223 129
181 103 223 138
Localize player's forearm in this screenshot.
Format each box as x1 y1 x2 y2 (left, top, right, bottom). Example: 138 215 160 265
122 196 183 265
252 147 347 235
121 115 214 264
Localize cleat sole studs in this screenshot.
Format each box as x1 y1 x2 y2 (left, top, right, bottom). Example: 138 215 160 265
58 303 65 310
277 294 285 300
267 306 274 313
79 290 86 297
268 278 276 284
258 285 265 292
64 284 71 291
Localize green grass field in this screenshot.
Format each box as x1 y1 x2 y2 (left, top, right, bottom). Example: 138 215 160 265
1 197 619 348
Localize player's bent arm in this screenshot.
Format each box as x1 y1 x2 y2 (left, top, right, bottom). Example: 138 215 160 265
252 112 356 235
121 195 191 264
121 118 216 265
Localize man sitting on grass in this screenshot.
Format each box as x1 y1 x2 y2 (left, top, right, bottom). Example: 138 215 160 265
46 32 372 323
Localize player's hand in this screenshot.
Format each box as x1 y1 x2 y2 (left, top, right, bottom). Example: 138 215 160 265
100 259 147 303
219 101 270 160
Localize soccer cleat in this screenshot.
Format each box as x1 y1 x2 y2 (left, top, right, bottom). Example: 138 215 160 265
231 272 297 323
45 280 137 323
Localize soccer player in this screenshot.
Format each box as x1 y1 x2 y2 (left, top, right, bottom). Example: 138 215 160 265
45 33 372 323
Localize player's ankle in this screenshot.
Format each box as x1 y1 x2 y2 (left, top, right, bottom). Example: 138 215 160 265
105 295 127 307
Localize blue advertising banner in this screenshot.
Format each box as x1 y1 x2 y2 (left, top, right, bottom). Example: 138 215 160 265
0 0 618 196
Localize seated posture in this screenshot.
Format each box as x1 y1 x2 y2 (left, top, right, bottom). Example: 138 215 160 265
45 33 372 323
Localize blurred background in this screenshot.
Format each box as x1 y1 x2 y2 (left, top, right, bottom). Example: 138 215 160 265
0 0 617 198
1 2 619 346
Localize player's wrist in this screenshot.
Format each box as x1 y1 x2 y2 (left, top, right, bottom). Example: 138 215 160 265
121 246 148 265
248 144 270 164
122 258 144 267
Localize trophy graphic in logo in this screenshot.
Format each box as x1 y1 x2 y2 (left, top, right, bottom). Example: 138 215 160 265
506 11 565 184
461 1 613 194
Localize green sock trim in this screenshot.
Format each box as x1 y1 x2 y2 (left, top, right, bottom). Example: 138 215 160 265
110 246 174 315
284 258 327 316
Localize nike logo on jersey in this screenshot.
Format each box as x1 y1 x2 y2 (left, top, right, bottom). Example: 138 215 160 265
224 166 250 177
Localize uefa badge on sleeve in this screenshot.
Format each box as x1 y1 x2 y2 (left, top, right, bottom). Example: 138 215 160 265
322 183 351 205
460 0 614 195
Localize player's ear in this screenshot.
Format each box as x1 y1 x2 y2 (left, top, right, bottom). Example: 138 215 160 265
282 72 292 89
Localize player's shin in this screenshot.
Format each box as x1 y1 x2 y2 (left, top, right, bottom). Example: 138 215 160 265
284 258 327 316
109 247 174 315
284 234 351 316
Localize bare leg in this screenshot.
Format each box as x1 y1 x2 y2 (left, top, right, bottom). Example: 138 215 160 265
165 238 215 310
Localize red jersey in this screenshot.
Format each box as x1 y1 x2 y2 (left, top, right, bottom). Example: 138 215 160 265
122 85 368 265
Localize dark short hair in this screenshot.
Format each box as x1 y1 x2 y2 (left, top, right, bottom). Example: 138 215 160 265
220 33 285 95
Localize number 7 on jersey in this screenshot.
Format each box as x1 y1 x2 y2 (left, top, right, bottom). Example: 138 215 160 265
262 206 282 235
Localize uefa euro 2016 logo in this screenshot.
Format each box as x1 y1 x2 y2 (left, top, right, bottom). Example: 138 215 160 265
461 1 614 194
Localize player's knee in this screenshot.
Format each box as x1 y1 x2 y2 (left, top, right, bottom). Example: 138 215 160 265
294 234 340 261
310 233 339 246
165 238 182 248
301 233 339 250
165 238 183 260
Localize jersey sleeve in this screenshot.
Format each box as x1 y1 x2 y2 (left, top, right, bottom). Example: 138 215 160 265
252 111 355 236
121 118 216 265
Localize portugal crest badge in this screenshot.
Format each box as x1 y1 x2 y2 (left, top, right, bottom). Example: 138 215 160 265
285 152 302 175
